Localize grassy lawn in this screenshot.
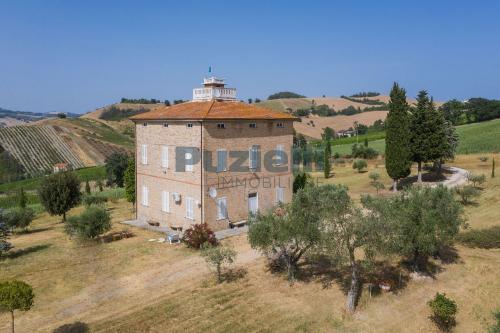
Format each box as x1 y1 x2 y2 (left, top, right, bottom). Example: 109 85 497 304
1 154 499 332
456 119 500 154
329 118 500 157
331 139 386 157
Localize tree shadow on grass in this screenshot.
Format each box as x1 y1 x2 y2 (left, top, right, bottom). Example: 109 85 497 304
13 227 52 235
436 246 461 265
297 257 411 296
296 255 347 289
2 244 51 260
53 321 89 333
398 172 448 189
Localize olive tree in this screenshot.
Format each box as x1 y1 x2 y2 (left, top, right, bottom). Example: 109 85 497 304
38 172 81 221
364 185 464 271
248 186 323 281
65 206 111 240
0 280 34 333
352 159 367 173
369 172 385 194
201 244 237 283
318 185 387 313
4 208 35 232
0 216 12 256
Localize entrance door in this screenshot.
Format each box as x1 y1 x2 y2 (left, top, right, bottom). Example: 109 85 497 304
248 193 258 215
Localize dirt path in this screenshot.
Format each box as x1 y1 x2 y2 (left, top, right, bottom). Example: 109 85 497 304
15 237 260 333
438 166 468 188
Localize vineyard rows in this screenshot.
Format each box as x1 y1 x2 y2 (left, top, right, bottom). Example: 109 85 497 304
0 125 85 175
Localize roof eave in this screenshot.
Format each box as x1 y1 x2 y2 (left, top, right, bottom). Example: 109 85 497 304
130 117 298 122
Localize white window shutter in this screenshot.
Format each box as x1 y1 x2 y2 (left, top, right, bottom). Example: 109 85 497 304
276 187 284 203
142 186 148 206
186 197 194 219
141 144 148 165
161 146 168 168
162 191 169 212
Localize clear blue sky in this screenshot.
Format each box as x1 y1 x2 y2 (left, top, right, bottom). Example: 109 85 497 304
1 1 499 114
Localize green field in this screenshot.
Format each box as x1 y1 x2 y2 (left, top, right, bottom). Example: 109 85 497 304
0 166 106 194
456 119 500 154
332 139 386 156
331 119 500 156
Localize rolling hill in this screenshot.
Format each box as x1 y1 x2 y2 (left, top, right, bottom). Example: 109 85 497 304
331 118 500 156
258 95 444 140
0 107 80 128
0 103 148 177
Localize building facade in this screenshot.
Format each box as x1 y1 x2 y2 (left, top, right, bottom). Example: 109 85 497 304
131 78 297 231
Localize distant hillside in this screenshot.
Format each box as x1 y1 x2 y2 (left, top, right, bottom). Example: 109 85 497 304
258 95 445 140
0 102 143 177
0 107 79 128
0 125 85 174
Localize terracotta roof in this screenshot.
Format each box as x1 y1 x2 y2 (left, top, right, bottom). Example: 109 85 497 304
129 101 298 121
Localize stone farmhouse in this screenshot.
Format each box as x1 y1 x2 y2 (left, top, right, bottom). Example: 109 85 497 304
130 77 297 231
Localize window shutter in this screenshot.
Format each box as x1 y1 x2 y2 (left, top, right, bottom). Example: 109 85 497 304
186 197 194 219
217 150 227 172
162 191 169 212
217 197 227 219
276 187 284 203
161 146 168 168
276 145 284 165
141 145 148 165
142 186 148 206
249 145 259 170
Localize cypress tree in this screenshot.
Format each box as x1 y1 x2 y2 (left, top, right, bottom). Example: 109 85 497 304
324 139 332 179
385 83 411 191
410 91 447 183
85 180 91 195
493 158 496 178
124 157 136 206
18 188 27 209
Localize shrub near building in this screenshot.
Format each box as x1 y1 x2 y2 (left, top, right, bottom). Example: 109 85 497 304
65 206 111 240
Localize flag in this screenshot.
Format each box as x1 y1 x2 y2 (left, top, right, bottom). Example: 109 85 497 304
208 66 212 73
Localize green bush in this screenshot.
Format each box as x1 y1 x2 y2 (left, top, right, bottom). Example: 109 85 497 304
82 194 108 208
456 226 500 249
455 185 480 205
181 223 218 249
488 309 500 333
65 206 111 240
351 144 379 159
4 207 35 231
352 159 368 173
467 173 486 188
0 219 12 255
99 188 125 203
201 244 237 283
428 293 457 330
369 172 384 194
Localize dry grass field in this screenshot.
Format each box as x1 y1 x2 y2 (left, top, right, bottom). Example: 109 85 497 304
1 154 499 333
294 112 389 140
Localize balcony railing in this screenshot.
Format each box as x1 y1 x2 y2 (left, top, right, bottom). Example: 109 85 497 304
193 87 237 101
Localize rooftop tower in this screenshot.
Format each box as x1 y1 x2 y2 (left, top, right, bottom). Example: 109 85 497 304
192 76 237 102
